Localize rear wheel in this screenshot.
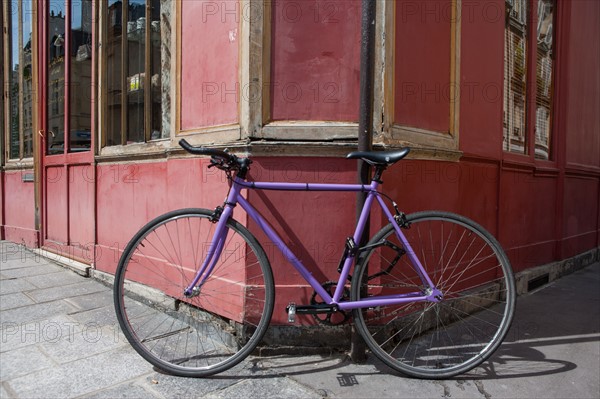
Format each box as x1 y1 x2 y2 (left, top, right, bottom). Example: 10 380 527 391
114 208 274 377
352 211 516 378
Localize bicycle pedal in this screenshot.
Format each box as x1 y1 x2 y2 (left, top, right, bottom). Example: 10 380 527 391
287 303 296 323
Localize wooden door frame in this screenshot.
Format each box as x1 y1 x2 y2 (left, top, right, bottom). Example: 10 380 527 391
38 0 97 264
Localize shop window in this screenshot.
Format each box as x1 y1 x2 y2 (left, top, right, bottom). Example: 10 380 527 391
535 0 554 160
3 1 34 160
103 0 171 147
503 0 555 160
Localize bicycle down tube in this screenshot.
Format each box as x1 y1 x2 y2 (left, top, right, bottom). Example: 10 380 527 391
185 176 440 310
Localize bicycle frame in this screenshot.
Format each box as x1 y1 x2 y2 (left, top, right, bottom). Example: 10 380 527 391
184 176 442 310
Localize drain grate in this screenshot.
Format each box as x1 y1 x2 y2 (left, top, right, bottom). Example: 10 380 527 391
527 273 550 292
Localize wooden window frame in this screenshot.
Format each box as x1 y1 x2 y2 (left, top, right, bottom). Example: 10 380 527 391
2 0 37 167
173 0 243 146
98 0 173 160
380 0 462 161
257 2 359 142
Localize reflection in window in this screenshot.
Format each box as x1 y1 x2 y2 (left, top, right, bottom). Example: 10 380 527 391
47 1 66 154
22 5 33 157
105 0 168 146
535 0 554 160
69 0 93 152
9 2 20 159
7 1 34 159
106 0 123 146
503 0 528 154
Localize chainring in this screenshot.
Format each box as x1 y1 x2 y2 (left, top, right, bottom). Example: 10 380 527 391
310 281 351 326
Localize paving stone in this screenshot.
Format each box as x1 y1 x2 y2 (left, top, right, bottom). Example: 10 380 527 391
203 377 322 399
0 300 77 326
25 281 108 303
6 347 153 398
0 314 84 353
0 257 54 271
0 292 35 311
144 372 242 399
80 381 160 399
68 305 120 328
0 279 37 295
65 290 114 312
25 270 87 289
0 384 10 398
40 324 128 364
0 344 56 380
1 264 64 279
0 243 31 262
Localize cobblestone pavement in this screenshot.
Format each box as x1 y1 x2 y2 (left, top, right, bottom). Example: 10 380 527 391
1 242 599 398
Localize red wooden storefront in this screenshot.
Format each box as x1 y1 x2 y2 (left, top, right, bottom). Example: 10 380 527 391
2 0 599 326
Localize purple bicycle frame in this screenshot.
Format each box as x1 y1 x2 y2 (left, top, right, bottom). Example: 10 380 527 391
184 176 441 310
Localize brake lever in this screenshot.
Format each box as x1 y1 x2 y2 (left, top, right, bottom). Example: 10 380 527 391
208 157 222 169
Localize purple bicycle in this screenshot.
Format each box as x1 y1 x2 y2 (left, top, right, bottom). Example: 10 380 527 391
114 139 516 379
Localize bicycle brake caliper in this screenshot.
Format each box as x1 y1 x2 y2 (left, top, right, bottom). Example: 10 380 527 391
210 206 224 223
394 212 410 229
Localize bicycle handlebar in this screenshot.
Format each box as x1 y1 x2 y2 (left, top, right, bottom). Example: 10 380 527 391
179 139 233 161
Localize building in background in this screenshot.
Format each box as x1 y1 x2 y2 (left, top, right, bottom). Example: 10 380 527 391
2 0 599 327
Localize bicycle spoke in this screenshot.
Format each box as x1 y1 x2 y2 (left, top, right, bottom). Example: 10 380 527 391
352 211 515 378
115 210 274 377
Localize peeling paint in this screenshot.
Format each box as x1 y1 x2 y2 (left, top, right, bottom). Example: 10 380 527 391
229 28 237 43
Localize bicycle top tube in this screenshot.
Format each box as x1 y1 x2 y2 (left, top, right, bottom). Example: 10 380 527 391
234 179 378 193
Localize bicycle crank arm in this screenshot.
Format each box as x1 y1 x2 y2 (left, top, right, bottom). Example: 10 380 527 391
286 303 338 317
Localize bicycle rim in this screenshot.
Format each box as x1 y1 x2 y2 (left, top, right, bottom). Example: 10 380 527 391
352 211 516 378
114 209 274 377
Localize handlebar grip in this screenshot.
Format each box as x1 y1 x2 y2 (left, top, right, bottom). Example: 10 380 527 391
179 139 232 160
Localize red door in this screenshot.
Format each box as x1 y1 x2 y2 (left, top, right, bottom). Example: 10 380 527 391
39 0 96 263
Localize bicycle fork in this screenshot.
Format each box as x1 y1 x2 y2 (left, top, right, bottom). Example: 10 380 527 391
374 194 443 303
183 187 240 298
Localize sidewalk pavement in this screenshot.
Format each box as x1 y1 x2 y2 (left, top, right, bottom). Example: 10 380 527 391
1 241 599 399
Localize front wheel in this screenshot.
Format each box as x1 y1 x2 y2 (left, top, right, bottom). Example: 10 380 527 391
114 208 274 377
351 211 516 379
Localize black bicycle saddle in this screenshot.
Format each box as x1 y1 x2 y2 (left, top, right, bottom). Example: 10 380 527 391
346 148 410 166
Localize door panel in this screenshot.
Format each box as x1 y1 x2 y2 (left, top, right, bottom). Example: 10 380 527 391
45 166 68 243
68 165 95 248
40 0 95 262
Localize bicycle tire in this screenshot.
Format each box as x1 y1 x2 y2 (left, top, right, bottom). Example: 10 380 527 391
114 208 274 377
351 210 516 379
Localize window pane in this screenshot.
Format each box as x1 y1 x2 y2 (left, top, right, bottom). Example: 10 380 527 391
9 1 20 159
47 1 67 155
126 0 146 143
107 0 123 146
104 0 169 147
503 0 528 154
69 0 93 152
149 0 162 139
23 2 33 158
0 5 3 163
535 0 554 160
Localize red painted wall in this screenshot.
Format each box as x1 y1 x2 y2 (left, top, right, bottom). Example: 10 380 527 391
270 0 360 122
180 0 240 130
94 159 234 273
560 0 600 256
563 0 600 169
459 0 504 158
245 158 359 324
394 0 451 133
